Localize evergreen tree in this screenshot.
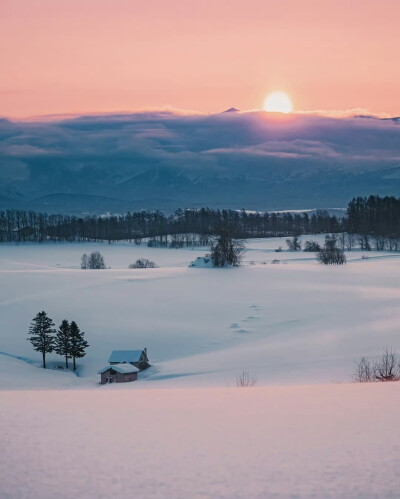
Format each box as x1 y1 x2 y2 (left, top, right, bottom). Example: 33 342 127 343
27 311 56 368
54 319 71 369
69 321 89 371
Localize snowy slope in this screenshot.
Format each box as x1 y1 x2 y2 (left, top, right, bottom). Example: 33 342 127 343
1 236 400 389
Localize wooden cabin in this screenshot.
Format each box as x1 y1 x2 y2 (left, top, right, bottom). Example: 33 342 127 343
98 363 139 384
108 348 150 371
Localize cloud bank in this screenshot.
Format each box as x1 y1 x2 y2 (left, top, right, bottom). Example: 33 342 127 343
0 110 399 212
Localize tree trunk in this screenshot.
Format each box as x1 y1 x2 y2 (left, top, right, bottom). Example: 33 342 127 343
73 356 76 371
65 354 68 369
42 351 46 369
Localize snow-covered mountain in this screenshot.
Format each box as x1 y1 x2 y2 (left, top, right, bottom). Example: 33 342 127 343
0 111 399 214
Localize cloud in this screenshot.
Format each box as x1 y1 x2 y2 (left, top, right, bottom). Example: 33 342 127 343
204 139 341 159
0 109 399 205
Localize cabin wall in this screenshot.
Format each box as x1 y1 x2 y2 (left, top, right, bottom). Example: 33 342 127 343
100 371 137 384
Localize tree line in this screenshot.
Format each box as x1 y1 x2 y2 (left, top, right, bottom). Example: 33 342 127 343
0 207 341 243
1 195 400 245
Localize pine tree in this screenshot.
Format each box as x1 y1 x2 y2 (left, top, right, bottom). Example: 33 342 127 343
54 319 71 369
69 321 89 371
27 311 56 368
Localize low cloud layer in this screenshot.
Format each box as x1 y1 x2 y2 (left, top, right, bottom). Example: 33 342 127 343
0 110 399 211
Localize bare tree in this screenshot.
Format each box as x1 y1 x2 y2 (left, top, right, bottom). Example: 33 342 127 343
210 226 245 267
358 234 371 251
354 357 373 382
338 232 346 251
286 236 301 251
374 348 399 381
354 348 400 382
346 233 356 251
236 370 257 387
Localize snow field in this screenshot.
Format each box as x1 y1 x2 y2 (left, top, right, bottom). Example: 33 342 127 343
1 383 400 499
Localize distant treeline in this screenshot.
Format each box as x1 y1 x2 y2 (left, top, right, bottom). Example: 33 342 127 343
0 207 340 244
1 196 399 246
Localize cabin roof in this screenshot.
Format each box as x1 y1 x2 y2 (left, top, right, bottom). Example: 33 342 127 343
98 363 139 374
108 350 144 363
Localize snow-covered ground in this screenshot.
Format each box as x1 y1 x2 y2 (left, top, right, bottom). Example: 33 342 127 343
1 235 400 389
2 384 400 499
1 236 400 499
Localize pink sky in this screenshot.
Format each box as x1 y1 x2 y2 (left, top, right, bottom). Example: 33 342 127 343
1 0 399 118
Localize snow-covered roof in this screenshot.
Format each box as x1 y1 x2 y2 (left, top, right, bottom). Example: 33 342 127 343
108 350 144 363
98 363 139 374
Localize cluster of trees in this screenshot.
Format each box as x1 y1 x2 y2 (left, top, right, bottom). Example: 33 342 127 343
27 311 89 370
285 235 345 264
354 348 400 382
316 235 346 265
81 251 106 269
129 258 158 269
210 228 245 267
347 195 400 238
0 207 341 243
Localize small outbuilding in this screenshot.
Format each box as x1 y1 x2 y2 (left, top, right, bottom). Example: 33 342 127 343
98 363 139 384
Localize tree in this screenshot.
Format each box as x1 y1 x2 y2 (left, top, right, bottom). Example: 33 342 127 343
286 236 301 251
354 357 373 382
27 311 56 368
303 240 321 252
54 320 71 369
81 251 106 269
68 321 89 371
81 253 89 269
374 348 399 381
317 234 346 265
129 258 158 269
88 251 106 269
210 227 244 267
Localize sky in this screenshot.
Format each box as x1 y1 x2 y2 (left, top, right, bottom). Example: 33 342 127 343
0 0 399 119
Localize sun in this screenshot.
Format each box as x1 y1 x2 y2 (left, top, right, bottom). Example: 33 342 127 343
263 91 293 114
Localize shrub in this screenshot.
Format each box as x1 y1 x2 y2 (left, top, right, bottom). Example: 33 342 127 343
303 240 321 252
129 258 158 269
286 236 301 251
317 248 346 265
236 370 257 387
354 348 400 382
317 235 346 265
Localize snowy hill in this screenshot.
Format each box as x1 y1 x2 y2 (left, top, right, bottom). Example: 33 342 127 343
1 235 400 389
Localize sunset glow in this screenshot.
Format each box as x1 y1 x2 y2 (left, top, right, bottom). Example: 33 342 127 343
0 1 399 118
263 92 293 114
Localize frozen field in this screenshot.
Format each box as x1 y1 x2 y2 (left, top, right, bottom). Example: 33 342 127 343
1 236 400 389
2 236 400 499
